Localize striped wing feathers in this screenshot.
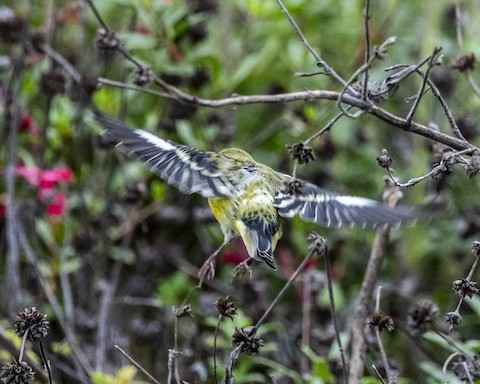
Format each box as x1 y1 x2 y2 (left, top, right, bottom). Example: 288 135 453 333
97 114 245 198
274 176 416 229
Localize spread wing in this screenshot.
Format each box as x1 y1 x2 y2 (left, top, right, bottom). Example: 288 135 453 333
274 175 416 229
96 113 247 198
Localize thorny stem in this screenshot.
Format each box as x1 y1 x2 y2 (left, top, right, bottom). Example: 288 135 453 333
115 345 161 384
323 242 348 384
362 0 372 100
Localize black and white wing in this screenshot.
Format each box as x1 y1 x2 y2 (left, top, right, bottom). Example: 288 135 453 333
273 176 416 229
96 114 245 198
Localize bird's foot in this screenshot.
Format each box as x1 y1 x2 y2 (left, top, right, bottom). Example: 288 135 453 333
198 254 217 287
232 258 254 281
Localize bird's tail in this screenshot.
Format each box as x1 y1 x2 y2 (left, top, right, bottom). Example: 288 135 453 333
256 233 277 270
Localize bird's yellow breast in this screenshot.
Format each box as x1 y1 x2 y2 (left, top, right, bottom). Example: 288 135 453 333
208 197 237 234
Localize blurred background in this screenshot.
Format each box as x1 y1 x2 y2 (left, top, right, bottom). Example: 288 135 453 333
1 0 480 382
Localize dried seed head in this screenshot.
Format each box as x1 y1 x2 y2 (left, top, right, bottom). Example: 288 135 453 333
94 28 121 57
307 232 327 256
472 241 480 257
284 179 304 196
0 359 35 384
288 143 315 165
368 311 395 332
14 307 49 342
445 311 462 329
452 355 480 381
407 300 438 335
214 296 237 320
132 66 153 88
453 279 479 299
466 153 480 178
232 327 263 355
173 305 192 318
377 149 393 169
452 53 476 72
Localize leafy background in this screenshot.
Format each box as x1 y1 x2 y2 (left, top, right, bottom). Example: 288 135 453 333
1 0 480 383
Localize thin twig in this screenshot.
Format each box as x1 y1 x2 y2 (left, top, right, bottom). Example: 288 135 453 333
348 182 400 383
38 341 53 384
18 329 29 363
38 43 81 82
362 0 372 100
454 0 480 99
273 0 352 90
442 352 461 383
115 345 161 384
374 286 394 383
252 243 317 332
85 0 109 30
405 47 442 124
323 241 348 383
17 222 93 380
213 315 221 384
98 77 174 99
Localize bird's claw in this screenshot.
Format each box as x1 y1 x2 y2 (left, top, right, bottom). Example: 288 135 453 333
198 256 216 286
232 259 254 281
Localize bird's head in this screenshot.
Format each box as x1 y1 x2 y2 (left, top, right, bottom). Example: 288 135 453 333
220 148 255 163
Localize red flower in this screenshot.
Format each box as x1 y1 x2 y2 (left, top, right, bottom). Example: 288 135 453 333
15 165 73 216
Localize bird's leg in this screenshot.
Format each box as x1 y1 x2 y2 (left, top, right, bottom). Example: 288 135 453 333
232 258 254 281
198 239 230 286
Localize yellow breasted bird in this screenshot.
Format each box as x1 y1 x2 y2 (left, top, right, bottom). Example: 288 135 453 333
96 113 416 279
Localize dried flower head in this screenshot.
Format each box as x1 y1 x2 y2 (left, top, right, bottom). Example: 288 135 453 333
132 66 153 88
172 305 192 318
407 300 438 335
452 53 476 72
452 355 480 382
0 359 35 384
284 179 304 196
14 307 49 342
466 153 480 178
288 143 315 165
94 28 121 57
472 241 480 257
232 327 263 355
377 149 393 169
453 279 479 299
307 232 327 256
214 296 237 320
445 311 462 328
368 311 395 332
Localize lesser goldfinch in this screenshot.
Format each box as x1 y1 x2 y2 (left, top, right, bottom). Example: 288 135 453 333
96 114 415 279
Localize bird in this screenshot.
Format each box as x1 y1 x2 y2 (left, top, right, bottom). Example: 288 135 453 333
96 113 416 281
